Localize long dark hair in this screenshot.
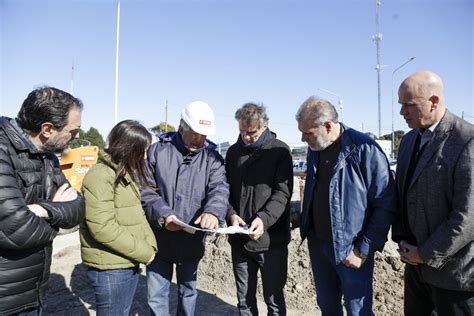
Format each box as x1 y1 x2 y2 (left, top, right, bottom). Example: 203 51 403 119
105 120 151 188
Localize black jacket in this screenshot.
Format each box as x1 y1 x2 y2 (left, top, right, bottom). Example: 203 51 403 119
0 117 85 315
225 131 293 252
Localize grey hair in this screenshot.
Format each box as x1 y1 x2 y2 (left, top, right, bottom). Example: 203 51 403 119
295 96 338 126
235 102 269 129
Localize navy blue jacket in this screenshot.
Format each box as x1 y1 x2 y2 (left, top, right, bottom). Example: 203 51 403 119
141 132 229 262
300 124 396 264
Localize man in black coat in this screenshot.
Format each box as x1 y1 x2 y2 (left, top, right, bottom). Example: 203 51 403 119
0 87 85 315
225 102 293 315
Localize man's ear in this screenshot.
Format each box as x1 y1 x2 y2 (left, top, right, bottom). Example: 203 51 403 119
323 121 332 133
40 122 55 139
429 95 440 110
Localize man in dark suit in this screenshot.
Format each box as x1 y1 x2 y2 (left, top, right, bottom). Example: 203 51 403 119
393 71 473 315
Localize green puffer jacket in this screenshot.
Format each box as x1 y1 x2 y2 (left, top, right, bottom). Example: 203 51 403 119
80 154 157 269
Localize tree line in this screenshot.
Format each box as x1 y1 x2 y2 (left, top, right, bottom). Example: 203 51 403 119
70 122 176 150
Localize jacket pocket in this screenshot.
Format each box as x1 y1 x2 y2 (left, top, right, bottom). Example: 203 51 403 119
17 171 41 187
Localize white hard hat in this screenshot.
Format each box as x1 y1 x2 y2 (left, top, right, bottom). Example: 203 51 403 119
181 101 216 136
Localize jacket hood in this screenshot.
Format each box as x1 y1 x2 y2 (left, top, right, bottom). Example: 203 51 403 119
97 152 136 186
98 152 117 170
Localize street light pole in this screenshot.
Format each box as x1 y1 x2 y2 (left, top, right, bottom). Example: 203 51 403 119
318 88 344 122
374 0 383 136
391 56 416 159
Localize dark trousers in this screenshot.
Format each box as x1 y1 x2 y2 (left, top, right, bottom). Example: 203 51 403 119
404 265 474 316
231 245 288 316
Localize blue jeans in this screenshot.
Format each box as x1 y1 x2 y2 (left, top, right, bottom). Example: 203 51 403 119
307 234 375 316
231 246 288 315
86 266 140 316
147 256 199 316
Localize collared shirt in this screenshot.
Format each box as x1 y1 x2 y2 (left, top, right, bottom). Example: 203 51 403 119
418 119 441 150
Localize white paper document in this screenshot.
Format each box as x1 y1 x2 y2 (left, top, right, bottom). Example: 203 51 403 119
169 215 250 235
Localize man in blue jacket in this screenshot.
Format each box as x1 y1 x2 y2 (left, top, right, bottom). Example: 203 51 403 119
142 101 229 315
296 96 396 315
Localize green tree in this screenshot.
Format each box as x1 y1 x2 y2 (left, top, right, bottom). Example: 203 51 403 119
69 128 87 148
70 127 105 149
380 130 405 158
150 122 176 136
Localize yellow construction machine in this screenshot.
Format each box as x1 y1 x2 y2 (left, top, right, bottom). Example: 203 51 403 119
59 146 99 191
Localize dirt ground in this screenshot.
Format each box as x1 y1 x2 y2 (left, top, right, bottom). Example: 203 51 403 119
43 230 404 316
43 177 405 315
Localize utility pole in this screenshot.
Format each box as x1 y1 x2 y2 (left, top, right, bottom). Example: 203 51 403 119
391 57 416 159
373 0 383 136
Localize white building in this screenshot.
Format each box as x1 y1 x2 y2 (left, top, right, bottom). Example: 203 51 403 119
375 140 392 160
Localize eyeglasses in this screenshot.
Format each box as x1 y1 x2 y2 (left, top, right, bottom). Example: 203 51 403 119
240 126 265 139
62 127 80 137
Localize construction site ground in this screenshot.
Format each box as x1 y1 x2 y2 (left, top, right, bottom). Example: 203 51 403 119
44 176 405 315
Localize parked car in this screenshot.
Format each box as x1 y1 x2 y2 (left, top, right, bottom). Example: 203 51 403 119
293 160 307 174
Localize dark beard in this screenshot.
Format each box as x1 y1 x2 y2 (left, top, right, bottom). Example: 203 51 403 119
43 139 69 154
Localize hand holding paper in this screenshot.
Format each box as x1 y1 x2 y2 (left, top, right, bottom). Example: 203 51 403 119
168 215 249 235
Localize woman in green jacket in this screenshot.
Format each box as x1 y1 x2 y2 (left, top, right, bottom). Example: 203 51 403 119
80 120 157 316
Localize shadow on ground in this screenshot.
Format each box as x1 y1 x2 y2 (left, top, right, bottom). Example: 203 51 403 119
43 263 239 316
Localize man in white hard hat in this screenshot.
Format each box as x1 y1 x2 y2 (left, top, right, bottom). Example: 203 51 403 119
142 101 229 315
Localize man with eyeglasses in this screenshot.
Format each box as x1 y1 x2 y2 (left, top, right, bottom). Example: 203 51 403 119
393 71 473 315
296 96 396 315
0 86 85 315
225 102 293 315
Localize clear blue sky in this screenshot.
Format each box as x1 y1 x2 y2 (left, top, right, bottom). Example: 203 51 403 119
1 0 472 146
